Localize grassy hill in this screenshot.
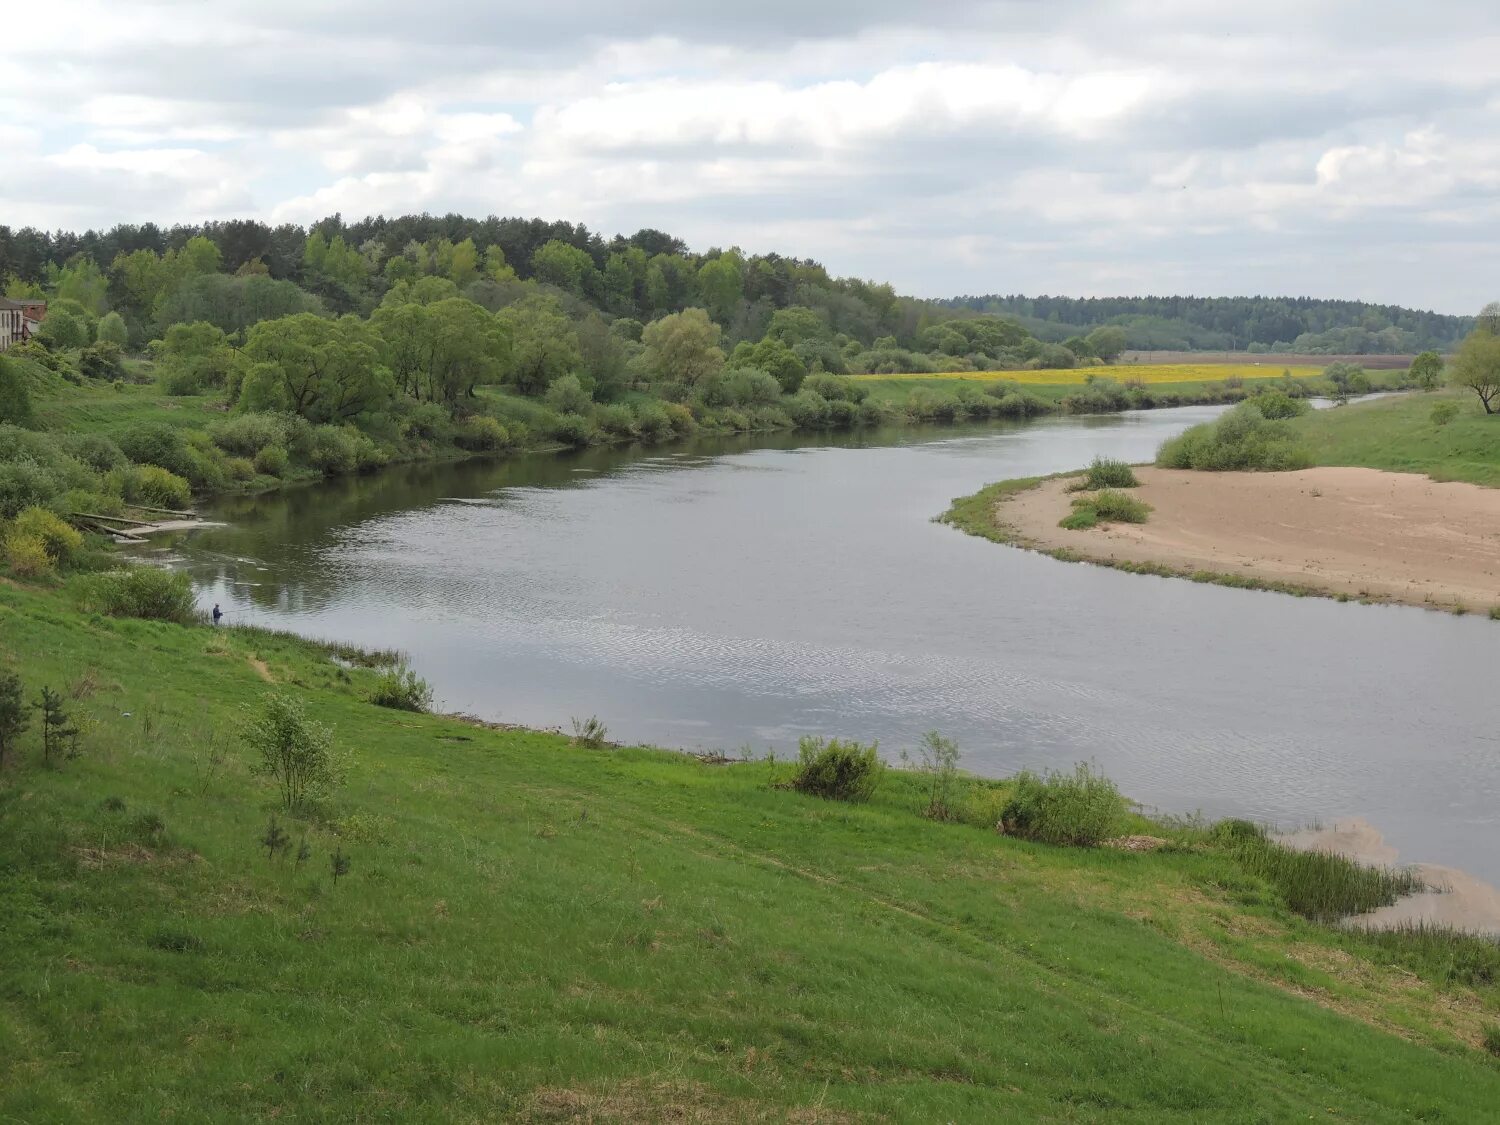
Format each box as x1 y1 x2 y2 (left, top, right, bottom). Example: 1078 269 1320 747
1290 389 1500 487
3 574 1500 1121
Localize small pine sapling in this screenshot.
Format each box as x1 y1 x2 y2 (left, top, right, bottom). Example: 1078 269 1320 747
35 686 78 767
261 816 289 860
330 847 351 884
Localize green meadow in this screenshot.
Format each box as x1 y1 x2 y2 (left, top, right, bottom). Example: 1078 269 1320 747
3 575 1500 1121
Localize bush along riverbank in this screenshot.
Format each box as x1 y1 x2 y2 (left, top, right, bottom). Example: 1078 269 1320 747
1 338 1414 529
940 388 1500 616
3 560 1500 1119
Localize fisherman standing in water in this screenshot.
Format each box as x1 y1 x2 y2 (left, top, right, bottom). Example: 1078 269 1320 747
212 603 223 626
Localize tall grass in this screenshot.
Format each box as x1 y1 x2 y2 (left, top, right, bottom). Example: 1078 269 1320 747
1077 457 1139 490
1216 825 1425 922
1060 489 1152 530
999 763 1125 846
1356 924 1500 988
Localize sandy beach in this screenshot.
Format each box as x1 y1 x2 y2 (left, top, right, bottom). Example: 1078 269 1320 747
1002 466 1500 611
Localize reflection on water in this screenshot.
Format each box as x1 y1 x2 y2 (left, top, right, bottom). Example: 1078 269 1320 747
145 409 1500 881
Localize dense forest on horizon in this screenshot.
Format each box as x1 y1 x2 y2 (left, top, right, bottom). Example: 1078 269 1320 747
0 213 1473 357
942 293 1473 354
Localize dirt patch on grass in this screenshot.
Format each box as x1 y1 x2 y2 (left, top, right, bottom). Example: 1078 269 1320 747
248 656 275 682
1002 466 1500 611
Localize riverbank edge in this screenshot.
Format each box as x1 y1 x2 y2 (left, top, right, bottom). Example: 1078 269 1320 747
936 471 1496 616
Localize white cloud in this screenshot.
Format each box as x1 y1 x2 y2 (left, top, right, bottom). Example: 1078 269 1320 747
2 0 1498 311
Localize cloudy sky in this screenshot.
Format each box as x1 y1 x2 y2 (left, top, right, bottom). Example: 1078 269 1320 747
3 1 1497 311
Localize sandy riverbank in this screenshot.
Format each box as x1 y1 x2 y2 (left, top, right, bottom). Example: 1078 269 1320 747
1278 819 1500 936
1002 466 1500 611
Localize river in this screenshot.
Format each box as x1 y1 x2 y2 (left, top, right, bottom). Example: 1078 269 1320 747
146 406 1500 881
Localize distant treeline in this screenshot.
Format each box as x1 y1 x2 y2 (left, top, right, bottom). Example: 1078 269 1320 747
939 295 1473 354
0 214 1471 356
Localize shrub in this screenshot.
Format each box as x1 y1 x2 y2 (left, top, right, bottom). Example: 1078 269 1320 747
78 342 126 382
1061 489 1151 530
369 664 433 712
1157 401 1314 472
245 692 342 810
225 456 256 482
634 402 675 443
11 507 83 566
455 415 509 451
785 389 831 427
402 402 454 443
0 460 61 519
1249 389 1310 420
63 433 126 473
544 374 594 416
594 403 638 440
118 422 192 477
0 356 34 427
1430 401 1460 427
549 413 595 447
1484 1025 1500 1058
253 444 290 476
78 566 196 622
999 764 1124 846
0 670 27 767
4 530 53 577
903 731 961 820
210 412 291 456
1080 457 1138 489
788 736 884 802
571 716 610 748
123 464 192 509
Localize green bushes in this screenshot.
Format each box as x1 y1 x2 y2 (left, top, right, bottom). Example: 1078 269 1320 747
118 422 193 478
787 736 884 802
253 444 290 476
306 425 387 475
1249 389 1311 420
0 356 35 427
455 415 509 451
210 412 295 457
1430 401 1460 427
369 664 433 712
122 465 192 510
1060 489 1152 530
10 507 83 567
77 566 196 622
245 691 342 810
4 527 53 577
998 764 1125 846
1079 457 1138 489
1157 401 1314 472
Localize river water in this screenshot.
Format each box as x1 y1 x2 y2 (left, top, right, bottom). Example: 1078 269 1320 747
148 407 1500 881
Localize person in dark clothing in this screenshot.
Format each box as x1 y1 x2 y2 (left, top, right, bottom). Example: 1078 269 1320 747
212 604 223 626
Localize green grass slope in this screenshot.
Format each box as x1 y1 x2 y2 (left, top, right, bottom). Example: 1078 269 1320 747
3 579 1500 1121
1292 390 1500 486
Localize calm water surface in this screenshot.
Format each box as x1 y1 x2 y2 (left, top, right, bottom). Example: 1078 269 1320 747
149 408 1500 879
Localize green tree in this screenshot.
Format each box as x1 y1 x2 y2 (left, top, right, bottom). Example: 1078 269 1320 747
241 314 392 422
640 308 724 385
36 303 92 349
1450 323 1500 414
151 321 240 394
245 692 341 810
0 356 34 427
0 670 27 768
1085 325 1129 363
696 253 744 325
531 240 597 299
1408 350 1444 391
765 306 827 347
496 297 582 396
372 298 510 405
483 245 515 283
96 311 129 347
48 254 111 316
730 337 806 394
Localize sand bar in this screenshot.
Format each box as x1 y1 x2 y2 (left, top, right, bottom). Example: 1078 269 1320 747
1002 466 1500 611
1277 819 1500 936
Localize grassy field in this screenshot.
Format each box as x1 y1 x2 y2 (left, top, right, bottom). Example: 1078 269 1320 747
853 363 1324 386
1291 390 1500 487
4 574 1500 1120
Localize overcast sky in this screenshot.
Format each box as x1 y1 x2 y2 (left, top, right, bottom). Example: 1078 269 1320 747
3 1 1497 311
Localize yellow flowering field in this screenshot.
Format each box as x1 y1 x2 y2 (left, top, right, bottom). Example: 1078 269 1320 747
851 364 1324 385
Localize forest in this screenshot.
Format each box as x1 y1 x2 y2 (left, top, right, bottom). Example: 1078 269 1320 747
943 293 1471 353
0 214 1471 368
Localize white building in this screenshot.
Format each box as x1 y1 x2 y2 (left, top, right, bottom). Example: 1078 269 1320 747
0 298 46 352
